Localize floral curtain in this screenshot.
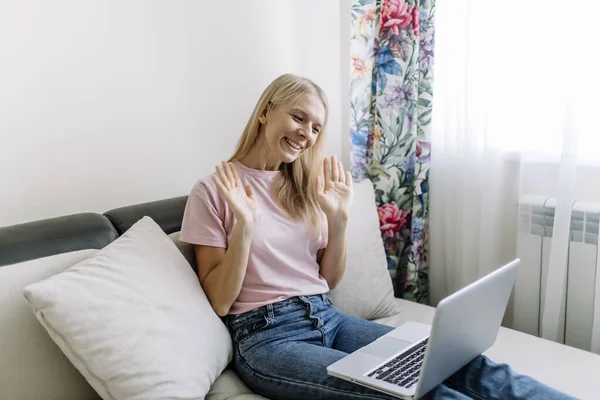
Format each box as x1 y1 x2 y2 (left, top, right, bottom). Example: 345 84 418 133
350 0 435 303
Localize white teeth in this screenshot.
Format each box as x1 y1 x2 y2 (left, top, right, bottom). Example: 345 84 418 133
285 138 302 150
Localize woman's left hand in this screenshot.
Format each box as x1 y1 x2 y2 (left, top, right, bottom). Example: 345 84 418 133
317 156 354 220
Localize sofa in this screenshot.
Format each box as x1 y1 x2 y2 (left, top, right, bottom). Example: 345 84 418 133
1 180 599 400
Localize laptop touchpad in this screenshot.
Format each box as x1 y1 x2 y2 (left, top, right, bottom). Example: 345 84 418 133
361 337 412 359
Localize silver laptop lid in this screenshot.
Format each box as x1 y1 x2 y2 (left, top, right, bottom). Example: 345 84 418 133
415 259 520 398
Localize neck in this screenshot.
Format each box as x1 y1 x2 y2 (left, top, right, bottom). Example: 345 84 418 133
238 133 282 171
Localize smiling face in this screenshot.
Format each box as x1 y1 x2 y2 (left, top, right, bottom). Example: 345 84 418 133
258 92 326 166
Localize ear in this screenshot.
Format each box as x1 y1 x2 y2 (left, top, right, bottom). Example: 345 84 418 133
258 103 270 124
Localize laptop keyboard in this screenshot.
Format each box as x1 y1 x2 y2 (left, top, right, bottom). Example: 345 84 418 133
367 337 428 388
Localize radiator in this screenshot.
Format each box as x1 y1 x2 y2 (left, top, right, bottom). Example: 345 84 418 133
515 195 600 354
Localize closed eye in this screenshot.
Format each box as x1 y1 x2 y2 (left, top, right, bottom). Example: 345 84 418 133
292 113 320 134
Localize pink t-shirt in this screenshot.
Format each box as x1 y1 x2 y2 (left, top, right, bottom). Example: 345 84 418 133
179 161 329 315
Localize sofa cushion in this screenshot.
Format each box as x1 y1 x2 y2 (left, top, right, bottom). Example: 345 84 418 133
206 368 268 400
327 179 399 320
23 216 232 400
372 298 436 327
0 250 101 400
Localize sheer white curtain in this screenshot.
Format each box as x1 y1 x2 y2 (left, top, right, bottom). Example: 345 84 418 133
429 0 600 347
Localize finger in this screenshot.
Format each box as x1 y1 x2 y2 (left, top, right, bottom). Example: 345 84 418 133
345 170 353 187
331 156 338 182
222 161 235 186
244 184 255 200
231 163 243 187
212 174 228 194
216 164 230 189
337 161 344 183
323 158 331 185
317 175 324 193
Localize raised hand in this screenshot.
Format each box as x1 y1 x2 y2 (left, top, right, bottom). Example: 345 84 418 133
317 156 354 219
213 162 259 225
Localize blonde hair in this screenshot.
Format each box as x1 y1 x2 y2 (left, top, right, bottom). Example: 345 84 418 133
229 73 328 231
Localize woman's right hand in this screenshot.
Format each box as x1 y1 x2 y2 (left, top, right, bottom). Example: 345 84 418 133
213 161 259 226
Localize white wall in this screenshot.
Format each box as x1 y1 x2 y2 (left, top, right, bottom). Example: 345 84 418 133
0 0 350 227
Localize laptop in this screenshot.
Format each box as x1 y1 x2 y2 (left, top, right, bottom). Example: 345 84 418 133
327 259 520 399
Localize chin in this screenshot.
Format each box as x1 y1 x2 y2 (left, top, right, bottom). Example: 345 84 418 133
281 156 298 165
280 149 304 164
286 150 306 163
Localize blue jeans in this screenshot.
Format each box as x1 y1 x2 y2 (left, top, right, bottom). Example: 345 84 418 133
225 295 575 400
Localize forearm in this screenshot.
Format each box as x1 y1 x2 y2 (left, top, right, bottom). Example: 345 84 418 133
204 222 254 316
319 215 348 289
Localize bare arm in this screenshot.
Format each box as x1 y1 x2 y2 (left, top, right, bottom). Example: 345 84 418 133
195 221 254 316
316 156 354 289
317 216 348 289
195 161 259 317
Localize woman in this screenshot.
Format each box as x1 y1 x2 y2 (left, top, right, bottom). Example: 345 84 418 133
180 74 572 399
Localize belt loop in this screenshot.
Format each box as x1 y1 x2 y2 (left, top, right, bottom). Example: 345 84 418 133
267 303 274 319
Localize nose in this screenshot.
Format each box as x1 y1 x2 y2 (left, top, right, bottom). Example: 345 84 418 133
297 124 315 140
297 127 308 139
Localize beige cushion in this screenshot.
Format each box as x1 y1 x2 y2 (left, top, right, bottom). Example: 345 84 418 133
327 179 399 320
206 368 268 400
372 298 436 327
374 299 600 399
23 216 232 400
0 250 101 400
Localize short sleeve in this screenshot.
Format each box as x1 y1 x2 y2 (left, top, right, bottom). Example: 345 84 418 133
319 218 328 249
179 180 227 248
319 236 328 250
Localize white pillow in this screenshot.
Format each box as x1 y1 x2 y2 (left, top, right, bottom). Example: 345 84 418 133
23 216 232 400
327 179 400 320
0 250 101 400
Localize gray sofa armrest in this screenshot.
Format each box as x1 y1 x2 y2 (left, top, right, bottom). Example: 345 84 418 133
104 196 188 235
0 213 117 267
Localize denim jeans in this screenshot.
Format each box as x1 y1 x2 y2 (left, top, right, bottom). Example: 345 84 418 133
225 295 575 400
